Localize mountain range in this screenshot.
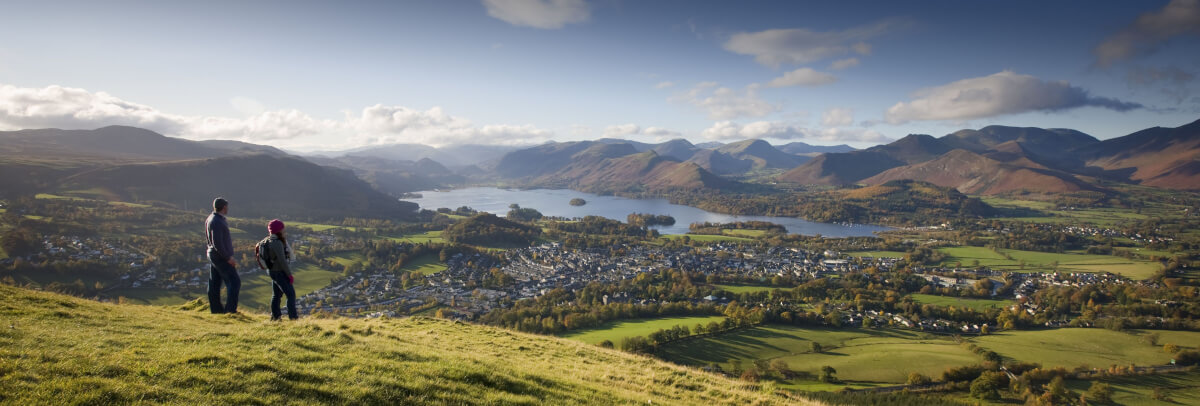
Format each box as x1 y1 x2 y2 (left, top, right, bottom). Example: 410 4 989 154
780 120 1200 194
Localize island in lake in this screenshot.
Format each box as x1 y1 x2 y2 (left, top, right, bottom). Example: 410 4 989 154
569 198 587 206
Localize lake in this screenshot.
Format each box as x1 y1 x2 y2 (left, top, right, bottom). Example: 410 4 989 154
403 187 889 237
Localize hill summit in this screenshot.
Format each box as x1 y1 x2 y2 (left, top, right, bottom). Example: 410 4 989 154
0 285 808 405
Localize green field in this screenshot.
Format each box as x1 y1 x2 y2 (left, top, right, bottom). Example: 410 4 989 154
238 263 342 309
110 263 341 309
382 230 446 244
287 221 363 232
984 196 1159 226
560 316 727 345
398 254 447 275
661 234 754 243
327 251 366 268
910 293 1012 311
846 251 906 258
659 325 976 384
936 246 1162 279
1 285 806 405
716 284 782 294
971 329 1184 369
1066 372 1200 406
723 229 767 237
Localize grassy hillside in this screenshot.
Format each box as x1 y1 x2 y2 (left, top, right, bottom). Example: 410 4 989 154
0 285 810 405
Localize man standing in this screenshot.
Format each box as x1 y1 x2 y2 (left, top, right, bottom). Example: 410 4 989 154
205 197 240 314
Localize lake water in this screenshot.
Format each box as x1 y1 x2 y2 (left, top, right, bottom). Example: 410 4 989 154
403 187 889 237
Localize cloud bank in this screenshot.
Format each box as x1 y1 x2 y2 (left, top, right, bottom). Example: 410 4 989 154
885 71 1142 124
0 83 553 147
722 19 906 67
766 68 837 88
482 0 590 29
1094 0 1200 67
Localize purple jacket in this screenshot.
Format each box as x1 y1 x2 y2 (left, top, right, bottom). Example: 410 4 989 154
205 212 234 261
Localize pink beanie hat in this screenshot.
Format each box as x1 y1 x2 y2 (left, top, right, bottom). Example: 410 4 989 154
268 219 285 234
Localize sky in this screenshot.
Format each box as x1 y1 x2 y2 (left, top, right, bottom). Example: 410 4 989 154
0 0 1197 150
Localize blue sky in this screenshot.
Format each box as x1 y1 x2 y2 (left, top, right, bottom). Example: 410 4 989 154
0 0 1196 150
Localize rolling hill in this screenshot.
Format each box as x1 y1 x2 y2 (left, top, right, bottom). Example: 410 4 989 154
713 139 806 170
778 141 856 156
0 284 807 405
0 125 285 162
59 154 418 219
1077 118 1200 189
862 149 1094 195
538 151 735 194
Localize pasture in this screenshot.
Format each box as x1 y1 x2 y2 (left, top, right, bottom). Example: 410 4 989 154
970 328 1183 369
658 325 977 384
398 254 447 275
936 246 1162 279
560 316 727 345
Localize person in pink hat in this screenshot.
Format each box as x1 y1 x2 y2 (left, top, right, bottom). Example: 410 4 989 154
255 219 297 320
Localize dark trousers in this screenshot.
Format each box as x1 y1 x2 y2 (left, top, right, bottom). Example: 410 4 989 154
270 271 298 320
207 251 241 314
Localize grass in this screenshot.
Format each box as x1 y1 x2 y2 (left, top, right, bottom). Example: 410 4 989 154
659 325 977 384
382 230 446 244
560 316 728 345
936 246 1162 279
660 234 754 243
287 221 363 232
104 263 342 309
723 229 767 237
909 293 1012 311
34 192 150 208
0 285 810 405
1065 372 1200 406
397 254 447 276
846 251 906 258
716 284 782 294
970 329 1187 369
326 251 366 268
238 263 342 309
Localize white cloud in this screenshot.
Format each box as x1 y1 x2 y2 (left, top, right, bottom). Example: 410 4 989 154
1094 0 1200 67
643 126 682 140
482 0 590 29
830 57 860 70
722 19 906 67
884 71 1142 124
671 82 779 120
0 83 554 147
602 123 641 138
653 81 675 89
766 67 837 88
700 120 891 144
821 108 853 126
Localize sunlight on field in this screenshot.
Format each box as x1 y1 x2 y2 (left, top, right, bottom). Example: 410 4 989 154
936 246 1162 279
910 293 1012 311
560 316 727 345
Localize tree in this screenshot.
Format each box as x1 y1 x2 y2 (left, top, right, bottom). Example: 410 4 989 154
907 372 932 386
770 359 793 379
819 366 837 383
1164 343 1180 354
810 341 823 353
1086 382 1113 403
969 372 1003 400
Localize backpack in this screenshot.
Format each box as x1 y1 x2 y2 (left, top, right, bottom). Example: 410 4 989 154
255 237 274 271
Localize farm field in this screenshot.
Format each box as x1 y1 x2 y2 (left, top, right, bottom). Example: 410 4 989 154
560 316 727 345
661 234 753 243
659 325 976 384
970 328 1184 369
1065 371 1200 406
846 251 906 258
715 284 783 294
398 254 447 275
382 230 446 244
107 262 341 309
909 293 1012 311
237 262 342 309
326 251 366 268
287 221 364 232
936 246 1162 279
